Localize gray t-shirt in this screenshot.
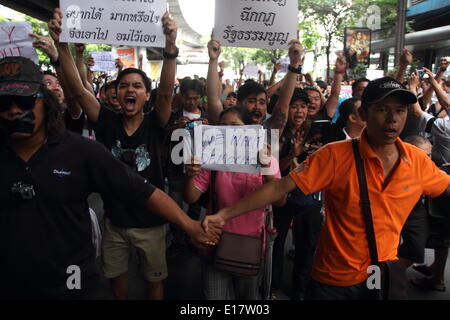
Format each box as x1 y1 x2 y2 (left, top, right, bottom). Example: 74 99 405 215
419 112 450 166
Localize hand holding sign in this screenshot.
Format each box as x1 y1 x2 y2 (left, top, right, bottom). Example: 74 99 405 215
162 11 177 49
29 33 58 63
208 32 221 61
48 8 63 43
288 40 304 68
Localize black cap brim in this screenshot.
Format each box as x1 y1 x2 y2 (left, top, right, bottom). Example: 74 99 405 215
0 81 40 97
370 89 418 105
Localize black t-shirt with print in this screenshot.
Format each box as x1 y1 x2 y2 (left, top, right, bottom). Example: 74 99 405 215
0 130 156 298
95 106 167 228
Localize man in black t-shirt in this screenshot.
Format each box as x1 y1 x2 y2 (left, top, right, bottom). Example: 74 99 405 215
51 9 179 299
0 56 220 299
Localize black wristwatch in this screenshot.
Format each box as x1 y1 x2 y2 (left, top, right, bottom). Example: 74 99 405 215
163 47 179 60
288 64 302 74
50 57 60 67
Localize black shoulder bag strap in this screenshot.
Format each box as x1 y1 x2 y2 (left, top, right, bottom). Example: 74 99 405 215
351 139 379 266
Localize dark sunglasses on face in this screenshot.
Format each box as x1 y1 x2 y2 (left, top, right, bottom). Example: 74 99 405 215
0 93 44 112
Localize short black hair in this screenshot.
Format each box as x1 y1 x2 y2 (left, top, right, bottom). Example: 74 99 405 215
237 81 266 102
336 98 361 129
444 80 450 87
352 78 370 91
404 135 431 147
316 80 328 90
43 70 58 79
179 78 203 96
116 68 152 92
219 105 252 125
226 92 237 99
290 88 310 105
304 87 321 96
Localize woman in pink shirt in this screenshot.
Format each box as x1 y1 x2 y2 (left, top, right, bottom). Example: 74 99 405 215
184 106 285 300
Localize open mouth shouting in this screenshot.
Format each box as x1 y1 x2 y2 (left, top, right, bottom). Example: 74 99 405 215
249 110 263 123
123 96 137 112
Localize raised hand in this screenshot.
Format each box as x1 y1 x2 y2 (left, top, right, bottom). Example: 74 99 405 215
208 32 221 61
335 53 348 72
304 73 314 87
29 33 58 62
288 39 304 67
408 70 420 93
423 67 437 85
399 48 413 66
48 8 63 43
115 58 123 71
292 130 304 157
75 43 85 54
162 11 177 47
273 63 281 73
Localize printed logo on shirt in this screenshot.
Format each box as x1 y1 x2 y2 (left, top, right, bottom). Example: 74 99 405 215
53 169 72 178
111 140 151 172
293 162 306 174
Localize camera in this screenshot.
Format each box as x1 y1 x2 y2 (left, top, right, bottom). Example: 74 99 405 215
11 182 35 200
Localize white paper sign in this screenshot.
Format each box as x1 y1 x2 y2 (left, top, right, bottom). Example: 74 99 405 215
214 0 298 50
366 69 385 81
0 22 38 64
276 57 290 74
195 125 265 174
243 64 259 78
60 0 166 48
91 51 116 72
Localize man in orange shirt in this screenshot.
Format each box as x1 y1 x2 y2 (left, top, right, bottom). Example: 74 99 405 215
203 77 450 299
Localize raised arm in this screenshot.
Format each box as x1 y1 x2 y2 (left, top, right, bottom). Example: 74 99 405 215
74 44 96 96
396 48 412 84
265 40 304 131
407 70 423 118
424 67 450 111
206 34 223 124
269 63 281 87
422 58 448 107
266 77 286 99
49 8 101 122
155 12 178 127
30 32 83 119
323 54 347 118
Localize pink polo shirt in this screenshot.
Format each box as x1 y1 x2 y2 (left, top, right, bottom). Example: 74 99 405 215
194 159 281 255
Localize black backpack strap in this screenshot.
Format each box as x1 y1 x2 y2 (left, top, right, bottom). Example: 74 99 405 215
351 139 379 266
425 117 437 134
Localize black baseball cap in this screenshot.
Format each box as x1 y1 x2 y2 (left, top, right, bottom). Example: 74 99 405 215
0 56 43 97
361 77 417 107
290 88 310 105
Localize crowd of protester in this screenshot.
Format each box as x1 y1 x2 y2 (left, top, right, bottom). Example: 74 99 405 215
0 8 449 300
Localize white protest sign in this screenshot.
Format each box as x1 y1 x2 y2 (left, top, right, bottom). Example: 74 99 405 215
243 64 259 78
90 51 116 72
60 0 166 48
0 22 38 64
194 125 265 174
276 57 290 74
366 69 385 81
214 0 298 50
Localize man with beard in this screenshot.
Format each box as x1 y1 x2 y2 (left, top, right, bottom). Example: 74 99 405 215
49 8 178 300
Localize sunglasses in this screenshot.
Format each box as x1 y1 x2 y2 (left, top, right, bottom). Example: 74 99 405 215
0 93 43 112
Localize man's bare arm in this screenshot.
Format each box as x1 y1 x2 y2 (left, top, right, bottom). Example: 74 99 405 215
206 34 224 124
